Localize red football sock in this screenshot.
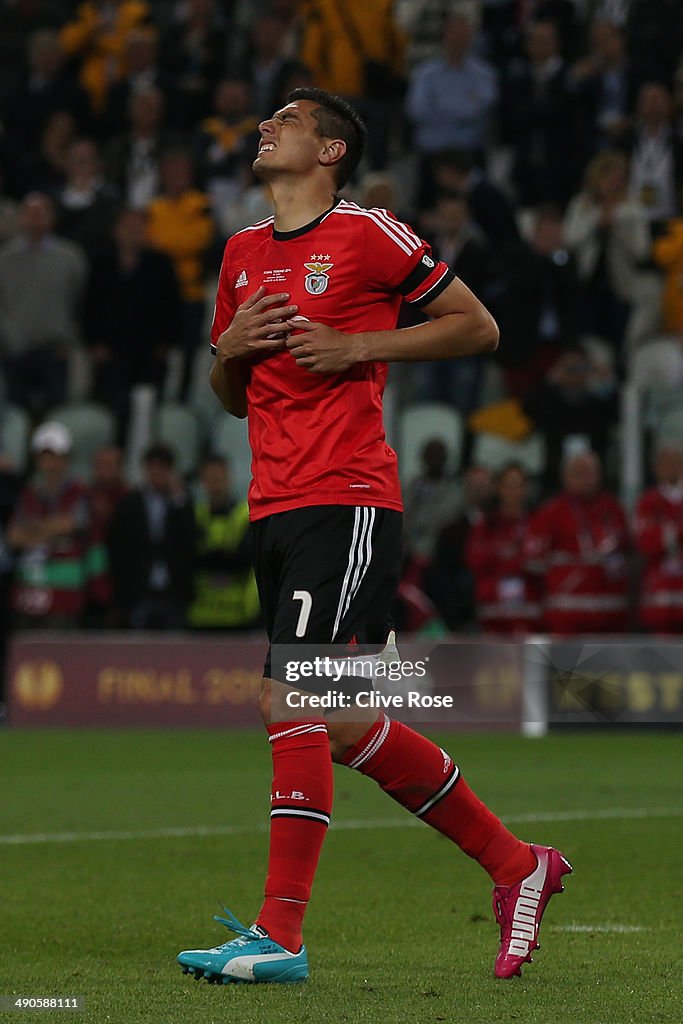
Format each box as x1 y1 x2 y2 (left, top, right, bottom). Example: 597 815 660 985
343 716 535 886
255 721 333 952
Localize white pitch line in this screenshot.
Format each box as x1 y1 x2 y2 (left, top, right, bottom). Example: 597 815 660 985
552 924 646 934
0 807 681 847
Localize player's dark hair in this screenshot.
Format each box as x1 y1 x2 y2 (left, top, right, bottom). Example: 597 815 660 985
287 87 366 188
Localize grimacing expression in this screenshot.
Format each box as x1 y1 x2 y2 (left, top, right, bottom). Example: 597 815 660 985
253 101 344 182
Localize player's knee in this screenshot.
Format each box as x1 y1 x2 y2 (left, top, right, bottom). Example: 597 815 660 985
328 733 351 763
327 719 370 763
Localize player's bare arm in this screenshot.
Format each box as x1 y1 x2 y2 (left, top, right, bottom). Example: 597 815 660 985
210 286 299 416
284 278 498 373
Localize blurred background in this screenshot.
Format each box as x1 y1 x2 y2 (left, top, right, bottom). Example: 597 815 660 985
1 0 683 727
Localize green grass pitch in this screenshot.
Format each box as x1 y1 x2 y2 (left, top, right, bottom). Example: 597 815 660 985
2 728 681 1024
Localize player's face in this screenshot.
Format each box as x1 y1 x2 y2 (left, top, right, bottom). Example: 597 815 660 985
253 101 329 180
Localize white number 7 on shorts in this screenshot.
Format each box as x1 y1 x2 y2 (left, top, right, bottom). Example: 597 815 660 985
292 590 313 638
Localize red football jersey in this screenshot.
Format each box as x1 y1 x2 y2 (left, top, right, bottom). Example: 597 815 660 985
211 198 454 521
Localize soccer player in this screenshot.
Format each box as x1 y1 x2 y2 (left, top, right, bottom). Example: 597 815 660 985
177 88 571 985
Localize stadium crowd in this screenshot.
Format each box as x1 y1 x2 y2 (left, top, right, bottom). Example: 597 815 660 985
1 0 683 647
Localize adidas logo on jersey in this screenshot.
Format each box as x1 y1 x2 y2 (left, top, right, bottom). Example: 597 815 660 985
236 270 248 288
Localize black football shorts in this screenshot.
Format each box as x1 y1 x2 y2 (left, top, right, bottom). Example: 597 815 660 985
252 504 402 680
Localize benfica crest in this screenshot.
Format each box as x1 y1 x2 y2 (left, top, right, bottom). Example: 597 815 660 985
303 254 333 295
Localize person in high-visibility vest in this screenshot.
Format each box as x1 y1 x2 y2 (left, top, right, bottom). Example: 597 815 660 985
189 454 260 630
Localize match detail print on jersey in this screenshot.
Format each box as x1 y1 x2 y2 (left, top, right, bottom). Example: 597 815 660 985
210 200 455 521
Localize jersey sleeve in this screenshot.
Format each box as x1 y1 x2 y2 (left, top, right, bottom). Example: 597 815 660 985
362 207 455 306
210 242 237 354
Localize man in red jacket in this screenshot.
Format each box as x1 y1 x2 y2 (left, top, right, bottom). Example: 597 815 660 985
524 450 629 633
634 441 683 632
466 463 542 633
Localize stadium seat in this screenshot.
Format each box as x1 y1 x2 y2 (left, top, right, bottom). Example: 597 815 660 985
657 406 683 447
479 360 507 407
631 337 683 390
623 270 665 368
472 431 546 475
398 402 464 485
155 402 202 477
188 346 216 431
49 402 116 481
0 403 30 472
211 411 252 501
642 386 683 433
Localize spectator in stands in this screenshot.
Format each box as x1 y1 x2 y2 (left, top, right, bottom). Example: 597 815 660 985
0 171 18 244
426 463 494 630
101 26 167 138
407 7 497 168
424 191 491 292
59 0 152 118
404 439 460 562
11 110 75 198
524 348 618 491
564 149 650 355
634 440 683 633
85 444 128 625
415 191 492 411
105 86 168 210
4 29 90 160
492 206 579 399
0 0 67 93
54 138 120 261
627 82 683 231
394 0 456 70
466 463 542 633
626 0 683 91
194 79 260 235
89 444 128 542
146 148 213 399
300 0 405 169
7 422 94 628
514 0 579 59
356 172 404 217
429 150 519 245
299 0 403 102
241 14 290 120
270 60 316 114
161 0 228 132
108 442 196 629
501 19 577 208
0 192 87 417
571 19 639 161
653 199 683 333
524 449 629 634
84 206 182 440
189 454 260 630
